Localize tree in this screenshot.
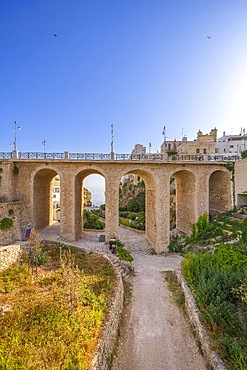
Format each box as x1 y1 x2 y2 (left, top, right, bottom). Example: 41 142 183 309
241 150 247 159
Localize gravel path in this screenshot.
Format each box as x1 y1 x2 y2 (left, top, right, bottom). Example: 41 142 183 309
40 225 207 370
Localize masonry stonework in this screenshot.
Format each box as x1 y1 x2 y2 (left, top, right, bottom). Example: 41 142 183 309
235 159 247 207
0 159 232 252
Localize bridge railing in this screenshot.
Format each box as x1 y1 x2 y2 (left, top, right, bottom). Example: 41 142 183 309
0 151 241 162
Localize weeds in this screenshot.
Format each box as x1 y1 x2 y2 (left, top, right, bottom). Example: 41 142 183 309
0 242 117 369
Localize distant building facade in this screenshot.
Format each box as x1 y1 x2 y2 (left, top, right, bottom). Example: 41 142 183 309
131 144 146 156
160 139 183 155
216 130 247 156
176 128 217 155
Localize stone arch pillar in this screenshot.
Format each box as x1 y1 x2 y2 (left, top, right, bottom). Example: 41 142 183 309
105 174 119 242
195 169 209 220
60 172 76 241
155 173 170 253
173 170 196 234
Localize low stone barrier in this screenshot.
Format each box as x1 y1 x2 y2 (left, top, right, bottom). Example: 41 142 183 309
91 255 124 369
0 243 24 271
176 268 227 370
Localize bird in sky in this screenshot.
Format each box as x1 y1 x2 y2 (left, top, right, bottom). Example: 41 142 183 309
53 33 58 37
207 35 212 39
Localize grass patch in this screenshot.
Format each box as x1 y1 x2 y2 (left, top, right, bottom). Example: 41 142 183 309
0 241 117 369
163 271 185 311
117 246 133 262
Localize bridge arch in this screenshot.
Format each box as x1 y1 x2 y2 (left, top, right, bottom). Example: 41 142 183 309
120 168 157 247
209 169 232 214
32 167 60 230
171 169 196 234
73 168 106 239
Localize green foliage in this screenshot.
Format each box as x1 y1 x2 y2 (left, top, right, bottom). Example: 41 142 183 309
83 209 105 229
241 218 247 242
0 217 13 230
241 150 247 159
164 271 185 310
190 214 209 240
182 245 247 369
168 235 184 253
127 191 145 212
117 246 133 262
8 209 14 216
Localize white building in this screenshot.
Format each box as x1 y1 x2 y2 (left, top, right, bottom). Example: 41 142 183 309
216 130 247 156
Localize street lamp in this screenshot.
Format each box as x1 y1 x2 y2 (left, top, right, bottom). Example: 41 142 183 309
162 126 166 142
13 121 21 151
42 140 46 154
110 124 114 159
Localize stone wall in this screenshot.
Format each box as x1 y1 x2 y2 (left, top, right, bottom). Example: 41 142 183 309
235 159 247 207
0 201 29 245
91 255 124 369
176 268 227 370
0 243 24 271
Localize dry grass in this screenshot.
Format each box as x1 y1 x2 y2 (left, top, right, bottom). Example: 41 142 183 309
0 241 117 369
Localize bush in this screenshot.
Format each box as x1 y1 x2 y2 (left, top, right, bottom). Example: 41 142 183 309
168 235 184 253
117 246 133 262
83 210 105 229
182 247 247 370
0 217 13 230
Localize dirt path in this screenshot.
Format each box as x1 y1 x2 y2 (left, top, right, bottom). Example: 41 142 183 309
111 228 207 370
40 225 207 370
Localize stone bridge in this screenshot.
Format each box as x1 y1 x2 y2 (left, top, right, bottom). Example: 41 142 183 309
0 153 232 253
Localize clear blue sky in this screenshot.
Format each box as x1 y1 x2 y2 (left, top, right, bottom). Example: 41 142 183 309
1 0 247 154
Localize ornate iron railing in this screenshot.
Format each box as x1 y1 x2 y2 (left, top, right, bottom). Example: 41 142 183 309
17 152 64 159
0 151 241 162
0 152 12 159
116 153 164 160
69 153 111 160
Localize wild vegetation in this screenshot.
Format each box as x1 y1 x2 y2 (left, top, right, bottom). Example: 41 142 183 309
169 212 247 370
115 240 133 262
83 209 105 229
0 236 117 369
119 211 145 231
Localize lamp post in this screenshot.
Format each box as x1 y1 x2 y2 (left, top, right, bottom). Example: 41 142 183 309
13 121 21 151
42 140 46 155
111 123 114 160
162 126 166 142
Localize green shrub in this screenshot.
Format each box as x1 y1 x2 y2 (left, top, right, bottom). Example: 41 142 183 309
168 235 184 253
0 217 13 229
182 247 247 370
117 246 133 262
83 210 105 229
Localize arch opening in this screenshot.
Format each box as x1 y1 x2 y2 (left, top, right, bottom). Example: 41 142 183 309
209 170 231 215
33 168 59 231
119 169 157 248
74 170 105 239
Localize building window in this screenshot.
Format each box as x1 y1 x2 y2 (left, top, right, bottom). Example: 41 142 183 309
168 143 171 150
203 148 206 154
196 148 200 154
230 145 234 148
